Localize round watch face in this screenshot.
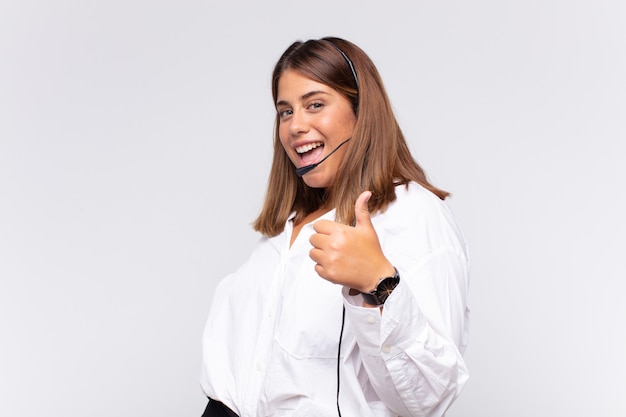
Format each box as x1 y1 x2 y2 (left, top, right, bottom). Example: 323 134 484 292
376 276 400 303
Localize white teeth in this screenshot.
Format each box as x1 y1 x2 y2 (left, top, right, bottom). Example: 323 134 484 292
295 142 323 154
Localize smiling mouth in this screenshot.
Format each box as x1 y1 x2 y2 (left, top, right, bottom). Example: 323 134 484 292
296 142 324 166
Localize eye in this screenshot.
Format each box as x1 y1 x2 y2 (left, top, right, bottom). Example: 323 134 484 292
277 108 292 119
308 102 324 111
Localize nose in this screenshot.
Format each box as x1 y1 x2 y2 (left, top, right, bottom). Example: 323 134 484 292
288 109 309 136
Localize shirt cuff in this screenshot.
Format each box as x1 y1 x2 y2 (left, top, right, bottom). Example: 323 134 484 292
342 281 425 356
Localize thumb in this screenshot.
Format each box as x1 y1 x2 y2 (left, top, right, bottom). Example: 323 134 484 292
354 191 373 229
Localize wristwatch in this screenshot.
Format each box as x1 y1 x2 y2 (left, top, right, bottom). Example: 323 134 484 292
360 267 400 306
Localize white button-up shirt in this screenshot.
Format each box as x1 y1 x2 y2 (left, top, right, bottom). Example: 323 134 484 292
201 182 470 417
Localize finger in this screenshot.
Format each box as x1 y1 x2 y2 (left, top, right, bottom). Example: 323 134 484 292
312 219 338 234
309 247 323 264
311 256 337 283
313 263 331 281
354 191 373 229
309 232 331 250
309 247 331 270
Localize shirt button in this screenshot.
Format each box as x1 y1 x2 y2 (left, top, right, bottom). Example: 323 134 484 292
256 362 264 371
366 315 376 324
382 345 391 354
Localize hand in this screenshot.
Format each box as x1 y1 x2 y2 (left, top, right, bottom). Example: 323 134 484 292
309 191 395 292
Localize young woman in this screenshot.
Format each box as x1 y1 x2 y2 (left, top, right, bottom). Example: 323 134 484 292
200 37 470 417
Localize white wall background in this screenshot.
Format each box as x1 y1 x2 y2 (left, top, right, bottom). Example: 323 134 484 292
1 1 624 416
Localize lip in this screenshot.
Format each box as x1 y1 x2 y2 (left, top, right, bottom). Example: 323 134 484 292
293 140 325 166
292 139 324 150
294 141 324 154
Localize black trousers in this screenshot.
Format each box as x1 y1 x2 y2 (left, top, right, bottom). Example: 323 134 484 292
201 399 239 417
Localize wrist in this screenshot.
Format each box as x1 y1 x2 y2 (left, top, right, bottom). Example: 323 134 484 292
359 266 400 307
363 262 396 293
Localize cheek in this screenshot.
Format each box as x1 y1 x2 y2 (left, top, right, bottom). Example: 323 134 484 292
325 114 355 139
278 132 297 164
340 116 357 137
278 123 290 144
278 127 288 150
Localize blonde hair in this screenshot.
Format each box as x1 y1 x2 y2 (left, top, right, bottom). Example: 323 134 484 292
253 37 448 237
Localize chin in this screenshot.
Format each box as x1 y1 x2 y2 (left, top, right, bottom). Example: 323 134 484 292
302 174 333 189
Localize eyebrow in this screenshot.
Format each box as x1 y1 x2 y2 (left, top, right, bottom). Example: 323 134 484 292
275 90 330 107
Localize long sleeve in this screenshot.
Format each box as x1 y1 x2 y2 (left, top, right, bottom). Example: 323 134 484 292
343 184 470 417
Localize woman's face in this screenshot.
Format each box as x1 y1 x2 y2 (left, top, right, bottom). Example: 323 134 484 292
276 70 356 189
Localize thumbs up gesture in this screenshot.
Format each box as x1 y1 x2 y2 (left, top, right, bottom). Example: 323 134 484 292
309 191 395 293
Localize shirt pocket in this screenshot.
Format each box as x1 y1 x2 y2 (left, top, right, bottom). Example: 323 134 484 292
274 266 345 360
